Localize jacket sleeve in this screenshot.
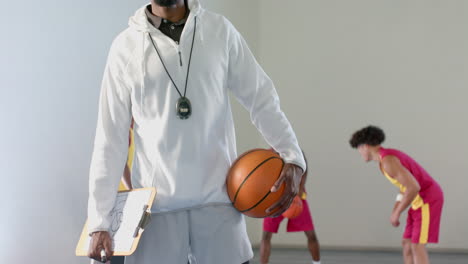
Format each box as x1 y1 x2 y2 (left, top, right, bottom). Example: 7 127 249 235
87 41 132 234
225 21 306 172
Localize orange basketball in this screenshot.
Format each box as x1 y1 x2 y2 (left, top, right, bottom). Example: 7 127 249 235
226 148 285 218
282 195 303 219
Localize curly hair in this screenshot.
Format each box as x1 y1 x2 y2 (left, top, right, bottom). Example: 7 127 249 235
349 125 385 148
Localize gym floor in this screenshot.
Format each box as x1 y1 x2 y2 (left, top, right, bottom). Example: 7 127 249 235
249 248 468 264
110 248 468 264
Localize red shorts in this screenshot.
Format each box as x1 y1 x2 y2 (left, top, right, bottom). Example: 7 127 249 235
403 200 443 244
263 199 314 233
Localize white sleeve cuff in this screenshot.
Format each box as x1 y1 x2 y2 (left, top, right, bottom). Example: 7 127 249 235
88 227 110 237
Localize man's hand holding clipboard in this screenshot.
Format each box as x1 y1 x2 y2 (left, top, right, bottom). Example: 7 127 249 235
88 231 113 263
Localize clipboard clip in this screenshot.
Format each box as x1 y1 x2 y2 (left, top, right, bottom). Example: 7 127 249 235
133 205 151 237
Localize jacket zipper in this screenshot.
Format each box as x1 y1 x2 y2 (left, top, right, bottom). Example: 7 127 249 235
178 51 183 67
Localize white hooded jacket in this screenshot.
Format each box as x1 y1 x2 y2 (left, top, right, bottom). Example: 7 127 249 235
87 0 306 233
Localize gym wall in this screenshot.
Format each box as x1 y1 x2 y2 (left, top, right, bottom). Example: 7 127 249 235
245 0 468 251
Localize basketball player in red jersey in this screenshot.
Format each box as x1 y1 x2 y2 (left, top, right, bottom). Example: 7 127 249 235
260 152 321 264
350 126 444 264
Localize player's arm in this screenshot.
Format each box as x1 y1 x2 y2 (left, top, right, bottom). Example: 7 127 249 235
382 156 420 216
391 191 404 214
299 167 307 197
122 162 133 190
121 122 134 190
298 151 308 198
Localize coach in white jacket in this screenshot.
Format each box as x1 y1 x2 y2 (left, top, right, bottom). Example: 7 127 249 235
87 0 306 263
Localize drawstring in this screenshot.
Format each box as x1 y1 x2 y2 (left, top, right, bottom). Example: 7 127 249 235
139 15 201 115
140 32 147 116
195 16 203 43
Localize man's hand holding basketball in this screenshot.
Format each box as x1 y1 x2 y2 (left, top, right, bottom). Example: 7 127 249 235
266 163 304 217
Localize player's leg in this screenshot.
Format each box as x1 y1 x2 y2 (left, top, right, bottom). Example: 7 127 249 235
402 208 415 264
260 214 283 264
260 231 273 264
411 243 430 264
402 239 414 264
304 230 320 263
411 200 443 264
410 201 443 264
286 199 319 263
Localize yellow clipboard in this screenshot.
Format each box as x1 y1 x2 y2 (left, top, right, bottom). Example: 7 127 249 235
76 187 156 256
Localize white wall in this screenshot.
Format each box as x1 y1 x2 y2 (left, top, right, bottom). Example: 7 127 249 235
247 0 468 250
0 1 152 263
0 0 259 263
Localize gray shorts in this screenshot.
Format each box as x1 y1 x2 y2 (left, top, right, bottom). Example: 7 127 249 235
124 204 253 264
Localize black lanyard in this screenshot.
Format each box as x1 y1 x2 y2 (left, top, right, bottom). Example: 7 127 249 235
148 17 197 119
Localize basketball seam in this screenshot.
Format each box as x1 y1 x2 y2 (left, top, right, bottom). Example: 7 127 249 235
239 190 272 213
226 148 264 201
236 158 285 216
232 156 282 205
